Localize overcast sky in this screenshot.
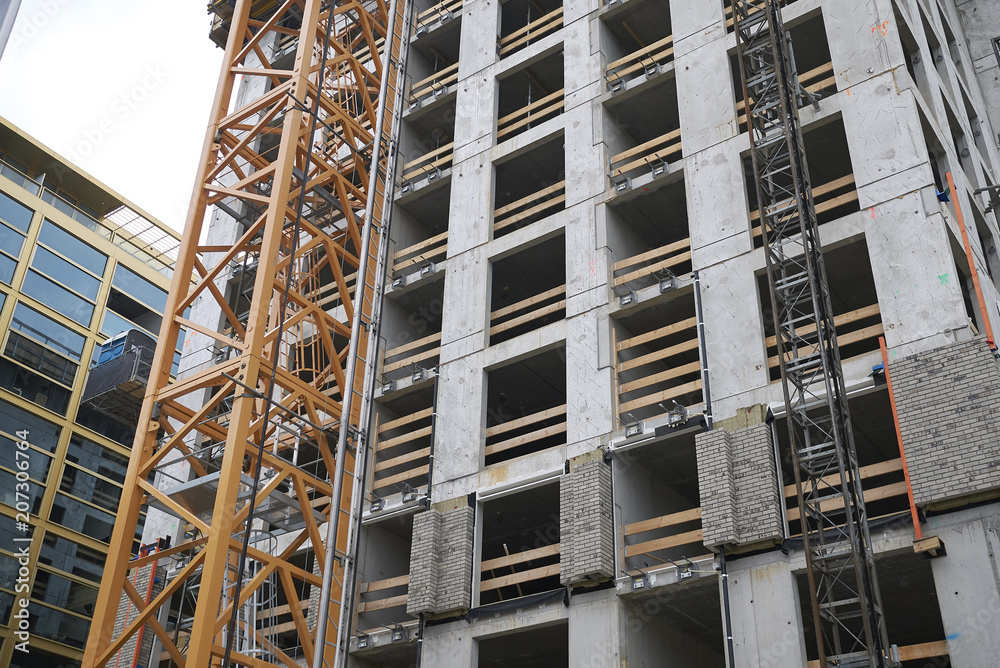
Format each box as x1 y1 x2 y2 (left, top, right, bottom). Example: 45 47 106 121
0 0 224 231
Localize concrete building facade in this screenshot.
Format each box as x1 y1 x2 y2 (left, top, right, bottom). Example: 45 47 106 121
343 0 1000 665
135 0 1000 666
0 117 181 668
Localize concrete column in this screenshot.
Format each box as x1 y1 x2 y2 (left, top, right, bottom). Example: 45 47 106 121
568 590 621 668
727 558 809 668
929 514 1000 667
421 626 477 668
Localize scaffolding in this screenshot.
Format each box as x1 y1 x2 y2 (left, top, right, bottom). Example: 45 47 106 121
81 1 406 668
731 0 894 666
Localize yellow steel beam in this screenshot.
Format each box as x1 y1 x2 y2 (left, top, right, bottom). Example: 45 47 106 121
82 1 401 666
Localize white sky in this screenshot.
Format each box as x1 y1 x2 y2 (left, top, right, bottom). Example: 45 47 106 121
0 0 224 231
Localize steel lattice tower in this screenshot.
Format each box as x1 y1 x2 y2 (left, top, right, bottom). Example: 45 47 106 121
731 1 894 665
81 1 405 667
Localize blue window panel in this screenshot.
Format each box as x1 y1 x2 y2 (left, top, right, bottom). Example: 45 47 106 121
31 247 101 300
38 220 107 276
21 271 95 327
0 192 32 233
112 264 167 313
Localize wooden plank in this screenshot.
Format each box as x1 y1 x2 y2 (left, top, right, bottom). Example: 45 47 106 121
736 63 834 113
358 594 408 613
375 447 431 473
393 243 448 272
618 317 698 352
765 304 881 348
783 458 903 497
619 337 700 373
416 0 463 23
485 423 568 456
363 574 410 593
613 140 684 178
481 543 560 571
806 640 948 667
393 231 449 263
750 174 856 222
480 563 561 592
611 128 682 166
497 100 564 140
491 285 566 320
767 323 884 368
485 404 568 438
620 379 702 413
499 7 563 48
494 180 566 217
786 482 908 522
403 142 455 171
382 346 441 374
751 189 862 238
409 62 459 93
379 406 434 434
403 151 455 181
625 507 702 537
607 32 674 72
625 528 704 558
613 250 691 287
608 44 675 83
497 89 564 127
385 331 443 359
377 425 433 451
373 465 430 490
619 360 702 395
489 299 566 336
613 237 690 273
254 600 308 620
494 194 567 232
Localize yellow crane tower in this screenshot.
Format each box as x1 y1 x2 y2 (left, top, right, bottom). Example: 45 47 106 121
81 1 406 667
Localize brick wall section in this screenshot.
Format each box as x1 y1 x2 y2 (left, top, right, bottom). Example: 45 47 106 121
695 430 738 546
560 452 615 586
307 555 321 633
696 416 783 549
112 562 166 668
731 425 783 545
406 498 474 616
890 337 1000 507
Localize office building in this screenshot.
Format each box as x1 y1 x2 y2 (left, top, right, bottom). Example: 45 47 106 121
0 116 181 668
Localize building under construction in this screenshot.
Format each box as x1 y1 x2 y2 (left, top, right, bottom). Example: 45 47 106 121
82 0 1000 667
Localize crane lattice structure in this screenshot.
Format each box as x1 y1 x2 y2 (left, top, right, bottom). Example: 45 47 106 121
731 1 895 666
81 1 405 667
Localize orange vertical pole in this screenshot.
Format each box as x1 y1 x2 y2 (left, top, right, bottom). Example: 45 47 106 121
879 336 922 540
947 171 996 350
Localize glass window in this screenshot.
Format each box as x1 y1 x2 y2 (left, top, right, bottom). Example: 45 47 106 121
66 435 129 484
0 192 33 232
59 464 122 513
0 591 12 624
0 512 34 546
38 532 103 584
48 492 115 543
27 603 91 648
0 553 18 591
4 332 79 386
0 221 25 257
0 400 61 452
112 264 167 312
31 247 101 301
0 254 14 285
0 468 44 514
101 309 142 339
0 358 72 415
0 434 52 481
9 645 83 668
10 303 86 360
32 568 99 616
38 220 107 275
22 271 95 326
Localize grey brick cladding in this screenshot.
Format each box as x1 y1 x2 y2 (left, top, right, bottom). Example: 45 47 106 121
696 422 783 549
889 337 1000 507
112 562 166 668
406 498 474 616
560 453 615 585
